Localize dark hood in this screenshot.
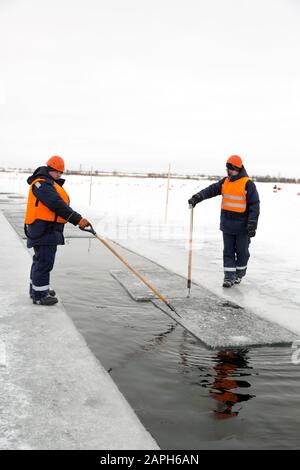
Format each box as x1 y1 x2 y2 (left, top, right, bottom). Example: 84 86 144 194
27 166 65 186
227 166 248 182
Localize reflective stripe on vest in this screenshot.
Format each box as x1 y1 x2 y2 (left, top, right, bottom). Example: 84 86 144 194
24 178 70 225
221 176 249 213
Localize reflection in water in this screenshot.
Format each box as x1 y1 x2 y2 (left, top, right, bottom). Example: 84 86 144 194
203 349 256 419
179 332 256 420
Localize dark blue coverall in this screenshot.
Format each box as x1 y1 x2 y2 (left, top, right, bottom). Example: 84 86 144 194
25 166 82 301
192 167 260 281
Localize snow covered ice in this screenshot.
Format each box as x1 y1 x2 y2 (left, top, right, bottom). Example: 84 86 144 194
68 174 300 338
1 171 300 339
111 268 298 348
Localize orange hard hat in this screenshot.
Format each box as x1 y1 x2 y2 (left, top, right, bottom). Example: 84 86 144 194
226 155 243 169
47 156 65 172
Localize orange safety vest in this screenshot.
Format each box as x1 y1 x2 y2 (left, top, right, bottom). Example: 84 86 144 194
24 178 70 225
221 176 249 213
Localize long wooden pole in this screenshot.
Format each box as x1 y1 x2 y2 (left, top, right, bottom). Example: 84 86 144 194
187 206 194 297
84 226 181 317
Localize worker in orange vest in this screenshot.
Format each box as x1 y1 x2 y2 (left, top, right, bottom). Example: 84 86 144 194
24 156 91 305
188 155 260 287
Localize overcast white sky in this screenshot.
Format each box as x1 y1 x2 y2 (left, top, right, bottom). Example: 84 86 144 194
0 0 300 177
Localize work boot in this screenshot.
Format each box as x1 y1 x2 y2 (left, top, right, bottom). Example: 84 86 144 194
33 295 58 306
222 278 235 288
235 277 242 285
30 289 56 298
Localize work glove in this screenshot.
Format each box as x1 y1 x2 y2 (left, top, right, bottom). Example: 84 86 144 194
78 218 91 229
188 194 201 208
247 220 257 238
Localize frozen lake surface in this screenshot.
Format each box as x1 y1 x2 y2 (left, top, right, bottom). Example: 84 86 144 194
1 173 300 449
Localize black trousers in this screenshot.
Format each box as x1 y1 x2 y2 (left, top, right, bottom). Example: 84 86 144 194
30 245 57 300
223 232 250 280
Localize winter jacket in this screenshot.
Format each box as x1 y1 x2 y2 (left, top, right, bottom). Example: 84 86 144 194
192 167 260 234
24 166 82 247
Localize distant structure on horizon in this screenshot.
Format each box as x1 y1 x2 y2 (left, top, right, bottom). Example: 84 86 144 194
0 167 299 184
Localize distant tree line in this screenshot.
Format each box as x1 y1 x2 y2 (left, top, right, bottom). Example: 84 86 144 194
251 175 300 184
207 174 300 184
0 167 299 184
